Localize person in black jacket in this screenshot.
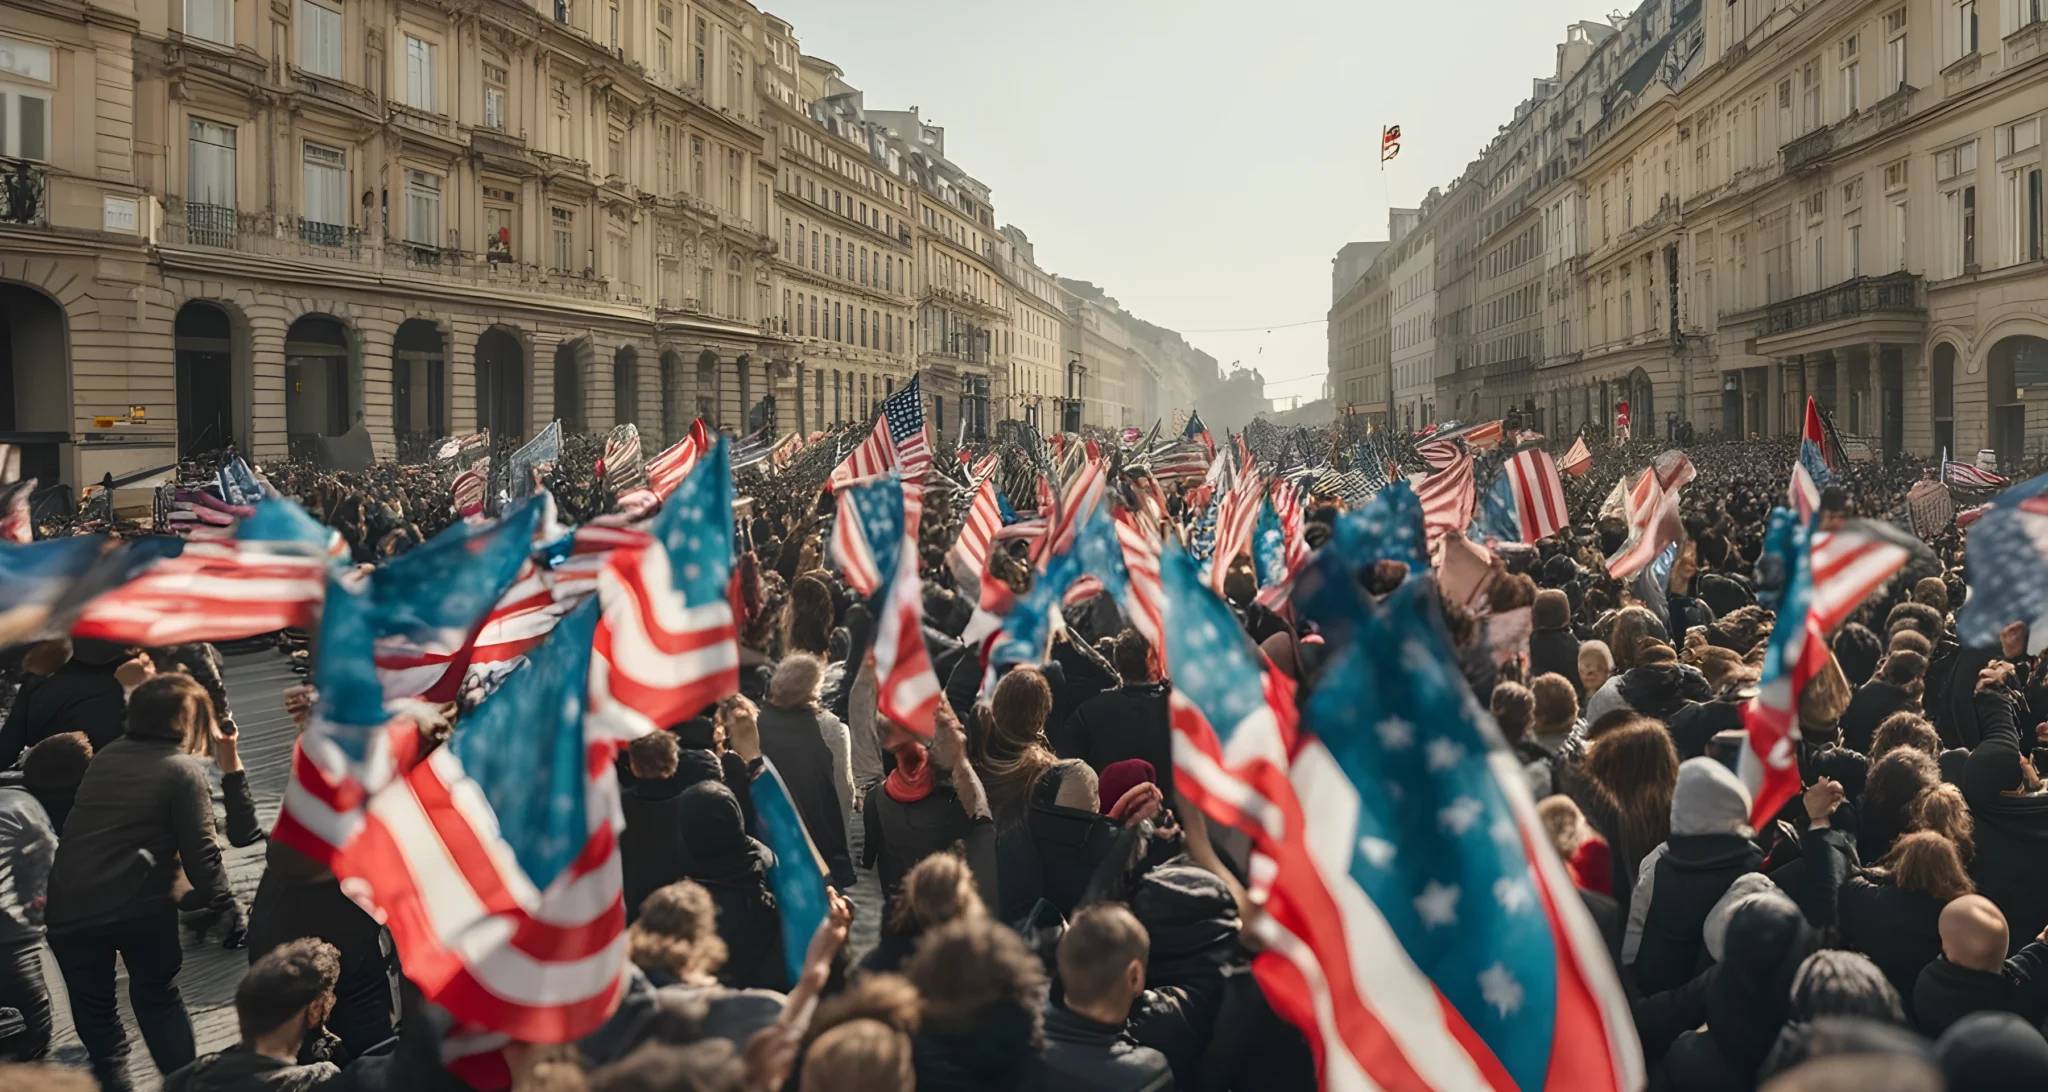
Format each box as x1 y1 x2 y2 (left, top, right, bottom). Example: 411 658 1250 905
619 731 693 926
1625 757 1764 996
1058 630 1175 812
1032 904 1172 1092
1660 895 1816 1092
1840 651 1926 755
0 639 132 769
1911 893 2048 1037
1958 671 2048 950
1614 643 1712 724
163 939 369 1092
44 674 236 1092
908 915 1049 1092
1528 590 1582 696
677 781 784 992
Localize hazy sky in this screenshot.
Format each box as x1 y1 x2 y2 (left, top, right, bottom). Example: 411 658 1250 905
763 0 1610 407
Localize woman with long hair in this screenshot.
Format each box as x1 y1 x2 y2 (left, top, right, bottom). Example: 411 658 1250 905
1574 717 1680 915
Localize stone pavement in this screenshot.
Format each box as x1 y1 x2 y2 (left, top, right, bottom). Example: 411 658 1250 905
41 648 884 1090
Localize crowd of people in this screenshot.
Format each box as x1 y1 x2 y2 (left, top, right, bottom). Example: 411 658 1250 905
0 413 2045 1092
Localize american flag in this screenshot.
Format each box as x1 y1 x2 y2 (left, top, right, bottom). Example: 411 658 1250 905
1184 410 1217 463
1743 512 1913 825
1558 436 1592 476
1451 419 1506 450
1266 561 1644 1092
945 459 1005 588
753 760 831 986
1273 478 1309 576
1957 471 2048 650
830 473 942 736
1416 450 1476 544
643 419 712 501
1800 397 1835 489
72 497 333 645
1208 463 1266 593
1605 466 1683 581
832 375 932 487
1147 438 1213 481
599 424 648 499
452 458 489 518
1505 449 1569 544
1039 457 1108 568
1418 440 1460 470
507 422 563 502
586 436 741 740
217 455 265 506
0 480 32 545
0 534 179 648
1944 459 2010 491
1115 508 1165 650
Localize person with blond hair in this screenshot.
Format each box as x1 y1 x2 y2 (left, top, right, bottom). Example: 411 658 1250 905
756 653 855 886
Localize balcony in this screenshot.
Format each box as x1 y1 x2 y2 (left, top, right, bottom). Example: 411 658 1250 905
185 202 239 247
1763 272 1923 337
292 68 377 116
1782 127 1833 173
0 157 48 227
297 218 357 249
391 104 453 143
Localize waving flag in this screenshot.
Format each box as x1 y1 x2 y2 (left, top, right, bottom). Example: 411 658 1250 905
452 523 654 707
1505 449 1569 543
830 473 941 737
990 488 1132 668
331 599 633 1044
832 376 931 486
1472 471 1520 545
72 497 334 645
753 760 830 986
1417 450 1476 545
217 455 265 506
1184 410 1216 463
1958 471 2048 652
1605 466 1683 581
1208 464 1266 594
0 480 32 545
1267 571 1642 1092
1274 478 1309 576
1115 509 1166 650
1800 397 1835 488
587 436 740 739
1743 512 1915 825
644 419 712 501
1559 436 1592 476
1944 458 2009 491
452 459 490 518
368 498 552 703
0 535 177 647
507 422 563 501
946 464 1005 588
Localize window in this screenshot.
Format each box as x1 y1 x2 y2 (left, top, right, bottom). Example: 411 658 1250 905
691 137 704 196
482 61 507 130
2005 164 2043 264
1938 141 1979 180
1885 160 1908 191
185 0 231 45
608 3 618 46
1894 201 1909 269
2022 0 2047 27
297 0 341 77
403 169 441 247
1945 185 1978 275
1955 0 1978 58
657 34 671 79
551 207 575 271
484 186 516 258
607 129 623 177
1849 224 1863 276
0 83 49 161
1801 61 1821 133
403 35 437 113
302 141 345 228
1840 37 1860 115
187 118 236 207
2001 119 2042 158
1885 9 1907 93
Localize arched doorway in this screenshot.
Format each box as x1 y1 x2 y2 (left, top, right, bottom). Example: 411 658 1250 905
1988 335 2048 467
285 314 354 454
554 341 584 431
175 301 236 453
613 346 638 426
695 350 718 428
392 319 446 456
1624 367 1654 435
659 350 683 444
1931 343 1957 458
0 281 70 486
475 327 525 441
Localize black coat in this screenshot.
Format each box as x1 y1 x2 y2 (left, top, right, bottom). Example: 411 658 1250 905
1528 627 1582 695
676 782 785 992
1839 874 1945 1017
44 733 232 932
1912 943 2048 1038
862 779 982 920
1057 682 1175 807
619 774 692 924
1618 663 1713 724
1839 681 1916 756
1960 690 2048 951
1028 1004 1174 1092
755 708 855 887
1660 900 1815 1092
0 660 126 769
1667 701 1743 762
1629 833 1763 996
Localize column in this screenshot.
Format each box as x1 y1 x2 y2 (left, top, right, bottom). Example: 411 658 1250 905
247 313 289 462
449 318 479 435
531 330 562 435
638 346 661 441
587 336 617 430
357 313 398 460
1765 361 1782 439
1900 342 1930 458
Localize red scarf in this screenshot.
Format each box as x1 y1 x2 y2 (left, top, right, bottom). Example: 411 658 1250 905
884 742 934 803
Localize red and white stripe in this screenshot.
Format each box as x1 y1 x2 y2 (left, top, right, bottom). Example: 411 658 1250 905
1506 449 1569 544
1273 479 1309 577
71 538 328 645
1605 467 1682 580
1040 459 1107 567
1114 509 1165 652
945 461 1005 588
1459 419 1506 450
644 420 711 501
1416 451 1475 545
1789 461 1821 526
1559 436 1593 476
873 502 941 737
1417 440 1460 470
586 539 740 741
1945 461 2009 489
1208 467 1265 594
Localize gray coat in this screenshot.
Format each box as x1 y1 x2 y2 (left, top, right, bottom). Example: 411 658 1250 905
45 735 231 933
0 786 55 946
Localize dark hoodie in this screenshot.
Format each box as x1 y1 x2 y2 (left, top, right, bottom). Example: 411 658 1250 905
676 782 785 993
1528 592 1581 694
1625 758 1763 996
1058 681 1176 809
1960 689 2048 951
1660 897 1817 1092
1616 660 1713 724
1911 942 2048 1038
1839 681 1916 756
915 1000 1046 1092
1029 1003 1174 1092
1935 1011 2048 1091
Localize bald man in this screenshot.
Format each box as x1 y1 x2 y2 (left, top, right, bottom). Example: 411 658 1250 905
1912 894 2048 1037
